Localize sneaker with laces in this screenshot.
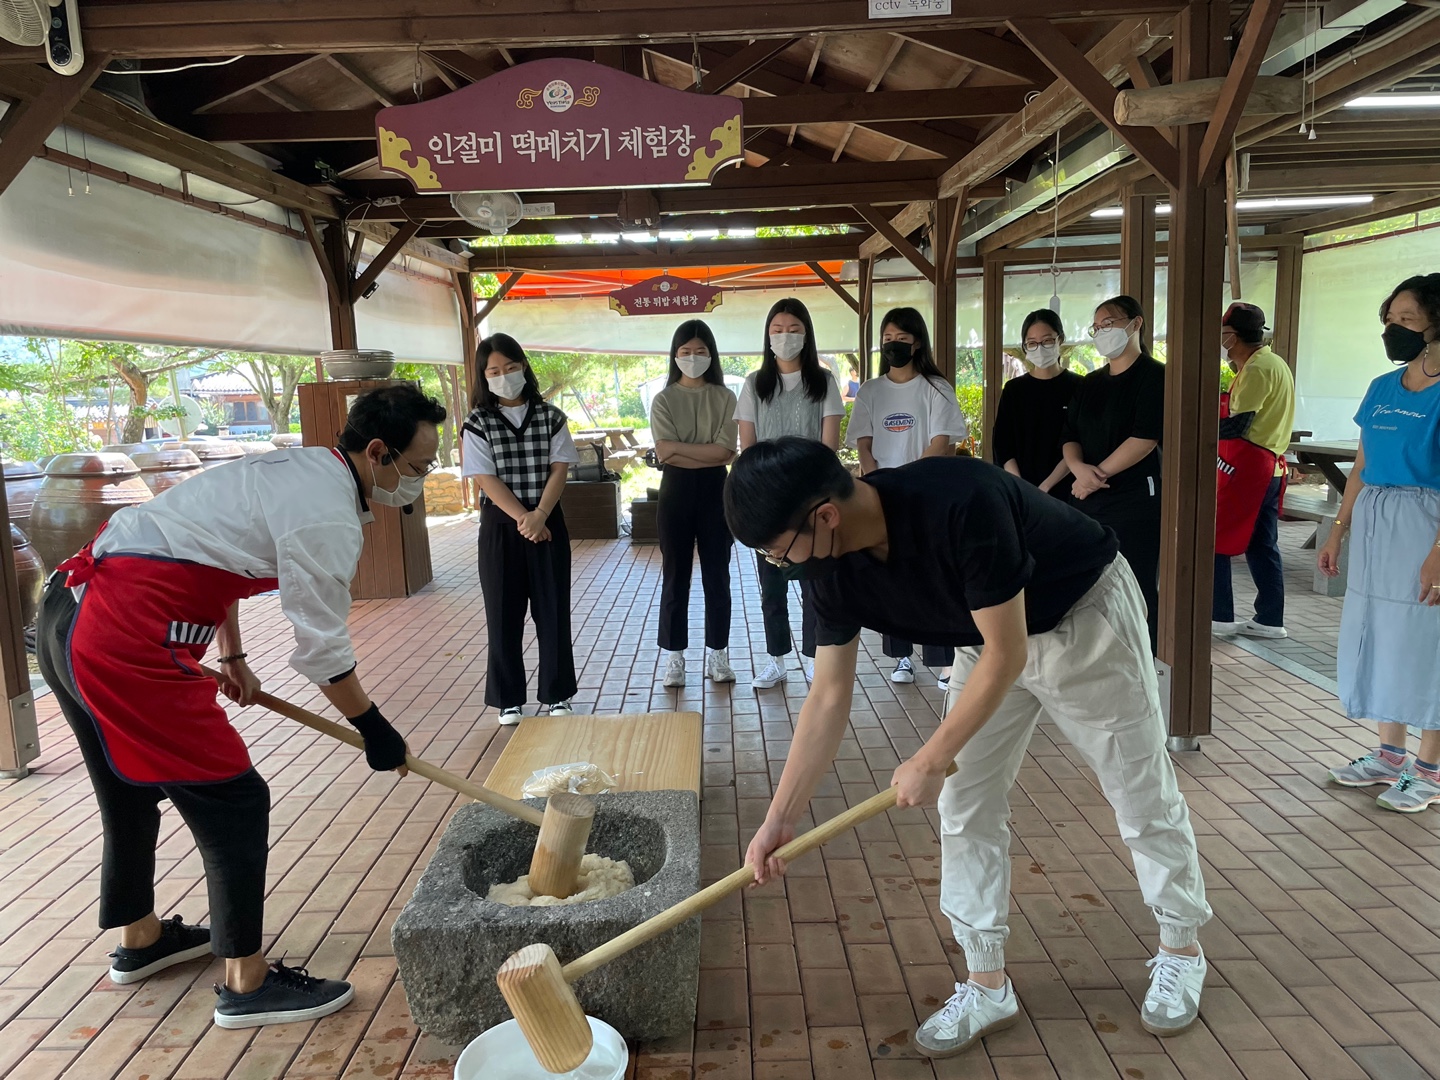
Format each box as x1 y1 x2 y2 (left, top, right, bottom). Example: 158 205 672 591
1376 771 1440 813
663 653 686 688
1211 620 1244 638
706 648 735 683
498 706 523 727
801 656 814 683
891 657 915 684
1238 619 1287 640
1329 753 1406 788
213 961 354 1029
752 656 787 689
1141 948 1206 1036
548 701 573 717
109 914 211 985
913 980 1018 1058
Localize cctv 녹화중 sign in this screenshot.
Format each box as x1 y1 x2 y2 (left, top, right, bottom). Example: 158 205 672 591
868 0 952 17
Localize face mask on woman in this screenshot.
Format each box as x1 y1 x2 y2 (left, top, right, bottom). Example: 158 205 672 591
1092 322 1134 360
676 352 711 379
1027 342 1061 368
1382 323 1430 365
770 332 806 361
881 341 914 367
488 370 528 400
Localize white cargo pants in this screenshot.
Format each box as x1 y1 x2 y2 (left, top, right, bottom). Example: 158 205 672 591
939 556 1211 973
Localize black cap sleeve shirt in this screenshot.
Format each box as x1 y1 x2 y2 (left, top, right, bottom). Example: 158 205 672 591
810 458 1119 649
1060 355 1165 523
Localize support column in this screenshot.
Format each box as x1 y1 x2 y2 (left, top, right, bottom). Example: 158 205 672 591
981 257 1004 454
932 197 960 384
322 221 358 351
1160 0 1229 743
858 256 875 380
1272 242 1303 378
0 480 38 779
1120 191 1158 352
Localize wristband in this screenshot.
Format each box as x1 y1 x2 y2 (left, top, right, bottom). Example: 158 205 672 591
216 653 247 664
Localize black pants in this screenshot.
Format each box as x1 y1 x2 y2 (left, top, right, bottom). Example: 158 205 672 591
881 636 955 668
1214 475 1285 627
36 579 269 957
756 555 815 658
656 465 732 652
1108 515 1161 655
479 502 578 709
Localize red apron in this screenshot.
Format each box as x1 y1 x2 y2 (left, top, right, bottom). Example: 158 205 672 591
57 535 279 785
1215 392 1282 558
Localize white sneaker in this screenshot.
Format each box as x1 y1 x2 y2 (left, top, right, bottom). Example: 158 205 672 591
663 653 686 688
1211 620 1244 638
706 648 735 683
891 657 915 683
1238 619 1287 640
498 707 523 727
913 980 1018 1058
801 656 814 683
1141 947 1206 1036
752 657 787 689
548 701 573 717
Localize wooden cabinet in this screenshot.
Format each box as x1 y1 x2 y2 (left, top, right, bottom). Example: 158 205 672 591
298 379 433 599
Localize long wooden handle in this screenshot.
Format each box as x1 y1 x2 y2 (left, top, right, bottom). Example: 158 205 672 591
203 666 544 827
561 766 954 981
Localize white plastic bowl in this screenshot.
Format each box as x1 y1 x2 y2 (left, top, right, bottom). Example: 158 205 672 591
453 1017 627 1080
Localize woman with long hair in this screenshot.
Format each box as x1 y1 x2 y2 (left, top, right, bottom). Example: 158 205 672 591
993 308 1084 499
461 332 579 724
651 319 739 689
847 306 968 686
735 297 845 688
1323 273 1440 812
1061 295 1165 653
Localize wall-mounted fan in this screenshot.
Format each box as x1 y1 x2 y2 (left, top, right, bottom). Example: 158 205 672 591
451 191 525 237
0 0 85 75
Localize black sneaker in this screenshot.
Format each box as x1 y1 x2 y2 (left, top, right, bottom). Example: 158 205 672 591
213 961 354 1029
108 914 212 985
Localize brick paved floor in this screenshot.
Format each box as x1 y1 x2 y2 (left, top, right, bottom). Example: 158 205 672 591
2 515 1438 1080
1227 520 1342 684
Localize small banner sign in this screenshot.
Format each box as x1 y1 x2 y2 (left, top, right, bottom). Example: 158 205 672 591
609 276 724 317
376 58 744 193
868 0 952 17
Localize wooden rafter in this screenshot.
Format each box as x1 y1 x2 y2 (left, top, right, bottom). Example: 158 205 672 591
0 52 110 198
900 29 1048 84
465 234 859 273
423 49 501 84
1196 0 1285 185
1006 18 1179 188
255 80 311 112
327 54 400 107
1274 188 1440 236
353 220 423 297
834 36 905 162
688 37 798 93
472 271 524 326
301 212 341 304
806 261 860 313
854 205 935 281
176 54 322 114
975 160 1159 254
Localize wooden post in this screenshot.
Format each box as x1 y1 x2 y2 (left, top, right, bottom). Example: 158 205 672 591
495 944 593 1074
321 222 358 350
1120 191 1158 352
1272 242 1302 379
1225 153 1243 301
981 257 1004 456
528 792 596 899
0 480 39 778
858 256 875 380
932 196 961 384
1159 0 1228 743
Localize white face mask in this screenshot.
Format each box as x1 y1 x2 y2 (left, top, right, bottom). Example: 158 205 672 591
369 454 427 507
1028 342 1061 368
676 352 711 379
1092 324 1134 360
488 370 528 400
769 332 805 361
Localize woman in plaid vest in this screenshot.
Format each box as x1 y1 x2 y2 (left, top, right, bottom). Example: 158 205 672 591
461 333 580 725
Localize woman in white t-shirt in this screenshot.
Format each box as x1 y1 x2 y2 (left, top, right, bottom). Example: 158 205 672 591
736 298 845 690
847 306 968 687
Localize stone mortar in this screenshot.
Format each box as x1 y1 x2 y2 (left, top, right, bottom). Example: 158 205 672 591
392 789 701 1046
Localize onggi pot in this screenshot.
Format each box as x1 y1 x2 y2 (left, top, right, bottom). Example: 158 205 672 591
2 458 46 530
129 449 204 496
9 524 45 628
28 453 153 569
160 439 246 470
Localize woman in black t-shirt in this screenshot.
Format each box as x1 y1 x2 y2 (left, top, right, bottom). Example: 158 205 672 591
992 308 1085 500
1062 295 1165 653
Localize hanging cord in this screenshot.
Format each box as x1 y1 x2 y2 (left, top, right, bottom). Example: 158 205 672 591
692 37 703 91
413 45 424 102
78 128 90 194
1049 127 1062 311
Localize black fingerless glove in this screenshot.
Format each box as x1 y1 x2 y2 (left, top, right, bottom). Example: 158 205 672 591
347 704 407 771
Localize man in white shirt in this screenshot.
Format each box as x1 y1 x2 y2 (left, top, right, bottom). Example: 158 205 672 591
35 384 445 1030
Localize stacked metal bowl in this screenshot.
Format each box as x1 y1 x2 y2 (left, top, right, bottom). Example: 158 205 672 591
320 349 396 380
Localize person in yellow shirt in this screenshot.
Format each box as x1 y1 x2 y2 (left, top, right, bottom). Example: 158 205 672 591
1214 302 1296 639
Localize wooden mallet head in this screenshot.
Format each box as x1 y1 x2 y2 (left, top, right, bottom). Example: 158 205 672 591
496 943 593 1074
528 792 596 900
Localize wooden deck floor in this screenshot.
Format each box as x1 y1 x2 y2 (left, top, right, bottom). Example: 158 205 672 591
1 517 1438 1080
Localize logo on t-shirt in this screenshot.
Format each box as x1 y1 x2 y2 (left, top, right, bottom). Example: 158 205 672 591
882 412 916 433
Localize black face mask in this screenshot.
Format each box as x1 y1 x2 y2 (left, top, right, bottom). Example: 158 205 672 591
1383 323 1429 365
881 341 914 367
783 554 841 581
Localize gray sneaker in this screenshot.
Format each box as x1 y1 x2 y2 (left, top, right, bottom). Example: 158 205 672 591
1329 753 1406 788
1376 771 1440 813
1141 948 1206 1036
913 980 1018 1058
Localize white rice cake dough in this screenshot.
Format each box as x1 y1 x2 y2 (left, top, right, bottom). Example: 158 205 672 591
486 854 635 907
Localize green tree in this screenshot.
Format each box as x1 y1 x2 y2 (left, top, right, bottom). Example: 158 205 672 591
0 395 97 460
215 353 315 435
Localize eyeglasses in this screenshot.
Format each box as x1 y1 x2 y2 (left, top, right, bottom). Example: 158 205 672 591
1024 337 1060 352
389 447 440 477
1087 317 1132 337
763 502 826 569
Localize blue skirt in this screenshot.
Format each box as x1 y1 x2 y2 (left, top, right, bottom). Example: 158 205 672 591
1337 485 1440 729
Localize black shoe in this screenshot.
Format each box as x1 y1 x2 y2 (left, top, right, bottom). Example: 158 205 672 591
108 914 212 985
213 961 354 1029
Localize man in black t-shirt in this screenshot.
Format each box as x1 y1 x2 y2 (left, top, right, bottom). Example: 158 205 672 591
724 438 1210 1059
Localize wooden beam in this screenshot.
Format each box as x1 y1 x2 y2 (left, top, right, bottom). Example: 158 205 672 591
467 233 859 273
179 54 322 114
327 54 401 107
353 220 423 298
1120 191 1157 351
854 204 935 282
1006 17 1179 188
420 207 865 238
806 260 859 313
320 219 358 349
1271 242 1301 377
975 160 1161 255
1126 54 1160 90
689 37 797 93
302 211 340 305
473 270 524 326
0 52 109 197
858 200 933 260
981 257 1004 451
1248 163 1440 193
1197 0 1286 184
424 49 501 84
745 85 1031 126
900 29 1049 84
1115 75 1299 126
351 219 469 272
932 195 962 383
1225 151 1242 301
1276 188 1440 236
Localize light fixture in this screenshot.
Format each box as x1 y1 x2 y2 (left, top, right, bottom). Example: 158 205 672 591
1090 194 1373 219
1344 93 1440 108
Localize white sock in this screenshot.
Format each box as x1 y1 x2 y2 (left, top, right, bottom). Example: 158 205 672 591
971 979 1010 1002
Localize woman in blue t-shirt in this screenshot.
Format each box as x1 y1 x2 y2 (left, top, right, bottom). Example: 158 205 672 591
1321 273 1440 813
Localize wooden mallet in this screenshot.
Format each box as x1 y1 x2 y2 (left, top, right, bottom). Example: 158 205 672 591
496 769 955 1074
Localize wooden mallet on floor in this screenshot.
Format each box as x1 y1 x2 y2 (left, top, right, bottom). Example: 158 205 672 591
496 767 956 1074
202 669 599 897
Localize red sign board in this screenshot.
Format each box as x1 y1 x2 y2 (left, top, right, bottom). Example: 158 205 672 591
376 59 744 194
609 276 724 317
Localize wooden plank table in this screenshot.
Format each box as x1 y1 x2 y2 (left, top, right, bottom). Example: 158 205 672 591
484 712 702 798
1289 438 1358 498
